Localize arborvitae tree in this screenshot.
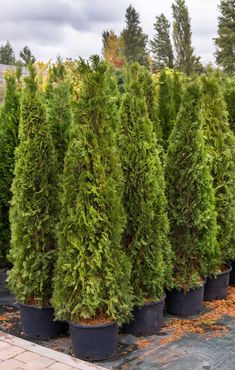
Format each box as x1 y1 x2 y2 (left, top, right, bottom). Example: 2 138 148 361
121 5 149 67
0 41 15 65
150 14 174 70
19 46 36 66
8 67 59 305
215 0 235 74
202 73 235 264
46 65 72 174
172 0 201 75
52 57 132 325
165 81 220 291
140 67 162 143
119 63 172 306
0 72 20 264
158 69 175 148
224 78 235 132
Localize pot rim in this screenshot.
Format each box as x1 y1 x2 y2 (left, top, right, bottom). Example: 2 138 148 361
69 320 117 329
139 294 166 308
212 265 232 277
17 302 54 310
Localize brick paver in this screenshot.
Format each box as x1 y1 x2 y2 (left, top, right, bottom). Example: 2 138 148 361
0 332 105 370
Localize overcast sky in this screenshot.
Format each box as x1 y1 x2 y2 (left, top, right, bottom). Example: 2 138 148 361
0 0 221 64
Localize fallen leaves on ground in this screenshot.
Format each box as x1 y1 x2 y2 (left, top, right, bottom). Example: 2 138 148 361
136 339 151 348
160 286 235 345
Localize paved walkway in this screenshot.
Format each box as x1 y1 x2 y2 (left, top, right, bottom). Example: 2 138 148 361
0 332 105 370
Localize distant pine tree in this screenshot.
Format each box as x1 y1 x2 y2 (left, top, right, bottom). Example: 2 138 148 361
215 0 235 74
150 14 174 70
121 5 149 67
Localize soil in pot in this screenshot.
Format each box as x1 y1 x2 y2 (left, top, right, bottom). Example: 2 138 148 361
165 284 204 316
122 296 165 337
204 266 231 301
69 319 118 361
18 303 65 340
230 262 235 285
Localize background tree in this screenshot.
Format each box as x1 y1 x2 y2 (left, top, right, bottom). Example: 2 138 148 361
172 0 201 75
46 62 72 174
102 30 125 68
165 81 220 291
19 46 36 66
8 67 59 305
52 57 132 325
150 14 174 70
0 41 15 65
215 0 235 74
201 72 235 265
0 72 20 264
121 5 149 67
119 63 172 305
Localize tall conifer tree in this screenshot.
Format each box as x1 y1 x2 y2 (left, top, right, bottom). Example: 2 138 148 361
121 5 149 67
165 81 220 290
8 67 59 305
150 14 174 70
52 57 132 325
119 63 172 305
0 72 20 264
202 73 235 264
172 0 201 75
215 0 235 74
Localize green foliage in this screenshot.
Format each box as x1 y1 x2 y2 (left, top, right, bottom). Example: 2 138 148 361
46 66 72 174
121 5 149 67
52 56 132 325
172 0 201 75
119 63 173 306
224 78 235 132
150 14 174 70
158 69 183 149
0 41 15 65
19 46 36 66
215 0 235 74
8 66 59 306
201 73 235 264
0 73 20 264
165 81 220 291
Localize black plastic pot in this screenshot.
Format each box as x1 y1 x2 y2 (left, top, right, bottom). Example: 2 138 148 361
165 285 204 316
204 267 231 301
122 296 165 337
230 262 235 285
70 321 118 361
18 303 64 340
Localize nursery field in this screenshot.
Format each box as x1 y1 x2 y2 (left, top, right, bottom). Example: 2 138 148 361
0 56 235 364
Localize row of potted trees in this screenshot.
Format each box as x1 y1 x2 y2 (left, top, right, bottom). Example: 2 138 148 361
1 59 235 361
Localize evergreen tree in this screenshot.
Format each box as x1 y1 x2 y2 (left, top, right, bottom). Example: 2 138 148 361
119 63 172 306
0 72 20 264
8 66 59 305
52 57 132 325
165 81 220 291
121 5 149 67
224 77 235 132
0 41 15 65
150 14 174 70
19 46 36 66
46 64 72 174
215 0 235 74
172 0 201 75
201 73 235 264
